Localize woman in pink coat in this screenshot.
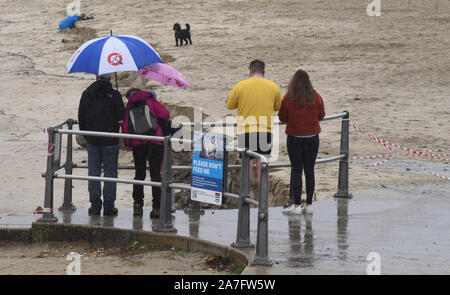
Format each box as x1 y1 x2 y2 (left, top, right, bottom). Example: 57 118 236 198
122 89 170 218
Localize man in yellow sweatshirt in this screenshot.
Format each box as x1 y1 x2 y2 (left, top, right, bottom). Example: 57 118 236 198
226 59 281 183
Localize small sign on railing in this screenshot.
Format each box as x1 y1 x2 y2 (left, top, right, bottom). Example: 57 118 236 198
47 123 64 172
52 132 62 171
191 131 226 205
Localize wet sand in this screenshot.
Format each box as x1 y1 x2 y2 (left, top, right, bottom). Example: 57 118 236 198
0 0 449 214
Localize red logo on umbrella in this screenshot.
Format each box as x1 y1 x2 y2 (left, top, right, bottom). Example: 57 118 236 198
70 50 81 63
107 53 123 66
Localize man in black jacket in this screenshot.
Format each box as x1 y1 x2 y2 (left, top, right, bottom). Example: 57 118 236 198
78 73 125 216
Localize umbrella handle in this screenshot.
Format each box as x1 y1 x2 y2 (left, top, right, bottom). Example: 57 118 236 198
115 72 118 91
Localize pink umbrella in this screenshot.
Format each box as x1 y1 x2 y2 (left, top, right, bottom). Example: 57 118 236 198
138 63 190 89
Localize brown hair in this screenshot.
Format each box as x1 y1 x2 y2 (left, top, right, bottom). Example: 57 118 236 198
249 59 265 74
287 70 316 107
125 88 141 99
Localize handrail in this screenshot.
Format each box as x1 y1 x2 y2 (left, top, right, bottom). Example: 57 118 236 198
321 112 348 121
269 154 346 168
40 111 352 267
56 129 193 144
58 112 348 128
245 150 269 165
71 154 345 171
49 119 70 129
179 112 348 127
55 174 255 207
55 173 162 187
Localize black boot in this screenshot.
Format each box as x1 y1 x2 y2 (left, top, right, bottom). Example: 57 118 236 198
88 200 102 215
150 208 160 219
88 206 101 215
133 202 143 217
103 207 118 216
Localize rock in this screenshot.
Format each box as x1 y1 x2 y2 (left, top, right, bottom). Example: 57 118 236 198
75 134 87 148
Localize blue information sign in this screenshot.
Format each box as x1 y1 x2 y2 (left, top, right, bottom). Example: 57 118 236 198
191 131 224 205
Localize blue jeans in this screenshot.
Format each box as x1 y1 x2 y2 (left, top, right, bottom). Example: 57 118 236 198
87 143 119 211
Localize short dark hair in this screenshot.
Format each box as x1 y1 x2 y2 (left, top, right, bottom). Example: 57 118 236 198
96 73 112 81
249 59 265 74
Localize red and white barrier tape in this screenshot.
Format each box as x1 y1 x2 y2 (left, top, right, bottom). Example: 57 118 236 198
350 153 398 160
348 120 449 180
417 149 450 159
413 161 450 181
348 120 449 161
406 152 450 162
422 149 449 155
356 158 394 167
348 122 393 151
350 153 399 167
47 144 54 156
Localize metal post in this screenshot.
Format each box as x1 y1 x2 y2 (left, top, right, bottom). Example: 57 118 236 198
39 127 58 222
59 119 76 211
184 121 204 214
232 150 252 248
252 161 272 265
221 136 230 201
334 111 353 199
222 136 228 194
156 136 177 232
183 193 204 214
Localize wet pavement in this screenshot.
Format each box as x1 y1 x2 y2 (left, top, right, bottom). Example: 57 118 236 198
1 182 450 275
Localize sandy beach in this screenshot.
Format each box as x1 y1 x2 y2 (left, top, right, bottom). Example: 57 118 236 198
0 0 449 215
0 241 238 275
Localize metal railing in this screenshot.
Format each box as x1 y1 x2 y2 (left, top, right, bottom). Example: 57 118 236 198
39 111 352 266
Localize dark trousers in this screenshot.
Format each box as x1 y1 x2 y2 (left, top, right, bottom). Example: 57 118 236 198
287 135 320 205
132 143 164 208
237 132 272 155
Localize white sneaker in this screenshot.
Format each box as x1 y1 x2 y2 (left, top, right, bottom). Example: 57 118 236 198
282 204 295 214
303 204 313 214
282 204 302 215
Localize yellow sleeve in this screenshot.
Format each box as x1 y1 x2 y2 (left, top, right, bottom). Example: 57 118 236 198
274 85 282 111
226 86 238 110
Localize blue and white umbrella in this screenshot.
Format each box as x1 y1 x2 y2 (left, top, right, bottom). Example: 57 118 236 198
66 33 163 76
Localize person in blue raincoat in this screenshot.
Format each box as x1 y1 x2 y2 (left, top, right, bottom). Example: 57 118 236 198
59 14 92 30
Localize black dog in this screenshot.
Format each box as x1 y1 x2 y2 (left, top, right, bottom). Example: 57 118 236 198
173 23 192 46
